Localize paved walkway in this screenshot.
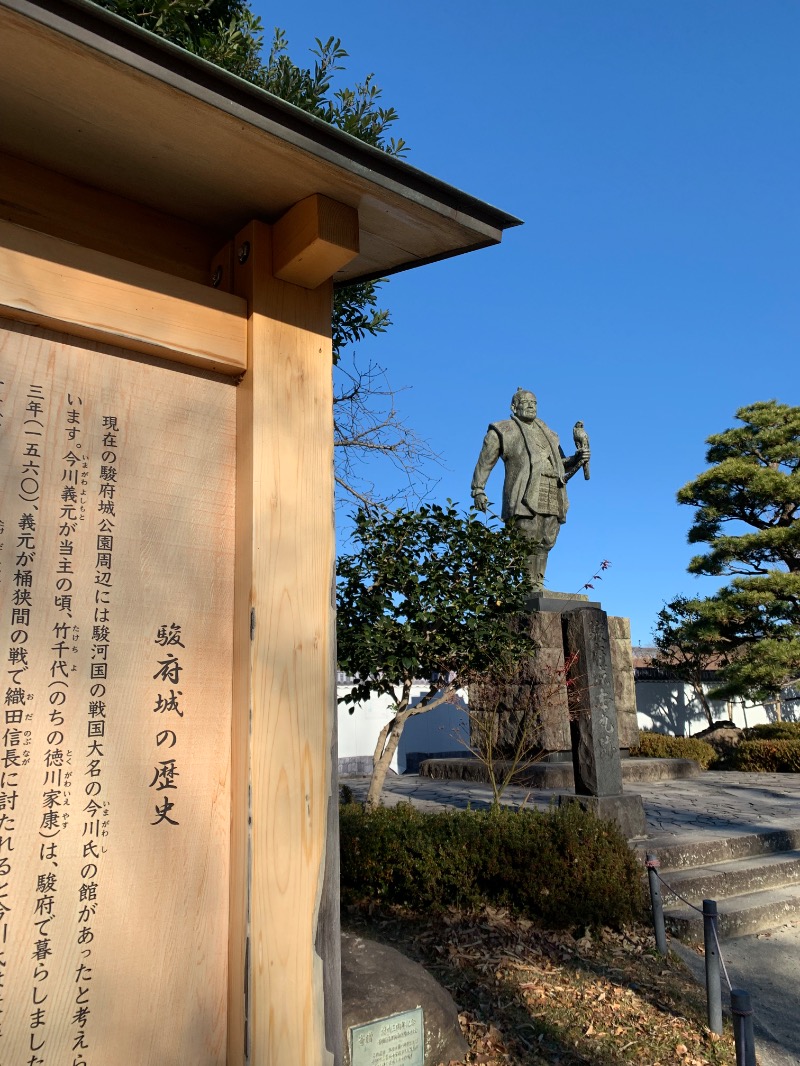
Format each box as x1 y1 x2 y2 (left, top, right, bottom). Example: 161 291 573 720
342 770 800 845
342 770 800 1065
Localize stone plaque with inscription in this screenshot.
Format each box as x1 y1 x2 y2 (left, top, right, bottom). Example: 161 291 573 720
350 1008 424 1066
0 320 235 1064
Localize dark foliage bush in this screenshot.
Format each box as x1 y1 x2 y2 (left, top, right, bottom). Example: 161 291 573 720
629 731 717 769
743 722 800 742
339 802 645 930
727 739 800 772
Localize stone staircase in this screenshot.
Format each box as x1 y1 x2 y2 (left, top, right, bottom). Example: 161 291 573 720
643 828 800 944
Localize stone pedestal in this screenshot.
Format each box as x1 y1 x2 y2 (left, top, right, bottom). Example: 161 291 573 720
530 611 572 750
470 610 572 755
470 595 640 761
468 595 646 839
609 616 639 749
557 793 647 840
528 592 600 612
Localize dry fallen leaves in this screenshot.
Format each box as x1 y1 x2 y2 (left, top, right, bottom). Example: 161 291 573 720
346 906 738 1066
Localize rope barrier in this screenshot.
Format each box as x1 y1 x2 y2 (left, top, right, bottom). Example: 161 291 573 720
644 861 759 1061
647 864 733 982
650 866 704 914
710 918 733 992
645 852 758 1062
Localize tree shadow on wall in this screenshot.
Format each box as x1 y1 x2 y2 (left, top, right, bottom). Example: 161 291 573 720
636 684 710 737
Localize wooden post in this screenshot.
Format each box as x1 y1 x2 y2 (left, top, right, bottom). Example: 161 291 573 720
229 219 342 1066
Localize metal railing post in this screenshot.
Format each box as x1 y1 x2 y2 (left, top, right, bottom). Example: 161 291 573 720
646 853 667 955
702 899 723 1034
731 988 756 1066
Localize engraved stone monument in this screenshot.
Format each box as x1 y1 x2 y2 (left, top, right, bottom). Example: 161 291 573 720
559 607 646 839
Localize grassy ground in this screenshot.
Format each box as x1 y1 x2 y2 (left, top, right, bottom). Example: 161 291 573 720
345 906 738 1065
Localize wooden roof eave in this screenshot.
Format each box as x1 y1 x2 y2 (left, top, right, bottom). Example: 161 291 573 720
0 0 522 285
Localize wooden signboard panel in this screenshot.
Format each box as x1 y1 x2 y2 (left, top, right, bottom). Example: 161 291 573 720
0 318 235 1065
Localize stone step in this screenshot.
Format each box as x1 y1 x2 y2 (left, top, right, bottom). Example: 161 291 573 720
418 755 700 788
657 850 800 906
664 882 800 943
643 827 800 871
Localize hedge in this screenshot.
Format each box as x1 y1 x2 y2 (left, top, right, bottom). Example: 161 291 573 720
727 739 800 773
743 722 800 742
629 731 717 769
339 801 645 930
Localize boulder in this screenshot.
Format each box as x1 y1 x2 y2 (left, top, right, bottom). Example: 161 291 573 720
694 720 742 757
341 931 468 1066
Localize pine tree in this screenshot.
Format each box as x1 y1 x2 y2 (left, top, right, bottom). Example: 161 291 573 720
671 401 800 705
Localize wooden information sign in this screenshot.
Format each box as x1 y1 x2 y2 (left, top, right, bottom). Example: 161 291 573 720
0 319 236 1064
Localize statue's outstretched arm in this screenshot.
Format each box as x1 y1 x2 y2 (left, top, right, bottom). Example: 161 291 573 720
471 428 501 511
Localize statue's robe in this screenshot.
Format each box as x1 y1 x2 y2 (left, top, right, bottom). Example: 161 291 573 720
471 416 569 524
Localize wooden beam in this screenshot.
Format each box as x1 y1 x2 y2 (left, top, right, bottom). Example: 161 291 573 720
273 195 359 289
230 220 340 1065
0 219 247 375
0 152 223 285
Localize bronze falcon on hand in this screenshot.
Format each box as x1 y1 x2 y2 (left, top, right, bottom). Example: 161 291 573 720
573 421 590 480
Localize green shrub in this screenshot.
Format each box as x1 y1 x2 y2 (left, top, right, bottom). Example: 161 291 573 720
743 722 800 742
339 802 645 930
728 739 800 772
629 731 717 769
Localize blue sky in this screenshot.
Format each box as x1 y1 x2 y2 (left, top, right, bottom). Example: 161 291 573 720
251 1 800 646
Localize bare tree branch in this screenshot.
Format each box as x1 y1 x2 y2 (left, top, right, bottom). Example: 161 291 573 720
333 355 442 507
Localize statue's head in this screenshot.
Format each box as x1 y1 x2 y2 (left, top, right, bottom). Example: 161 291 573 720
511 388 537 423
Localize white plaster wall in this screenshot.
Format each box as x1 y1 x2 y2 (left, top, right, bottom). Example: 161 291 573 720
338 688 400 771
635 681 782 735
339 678 799 773
337 683 468 773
